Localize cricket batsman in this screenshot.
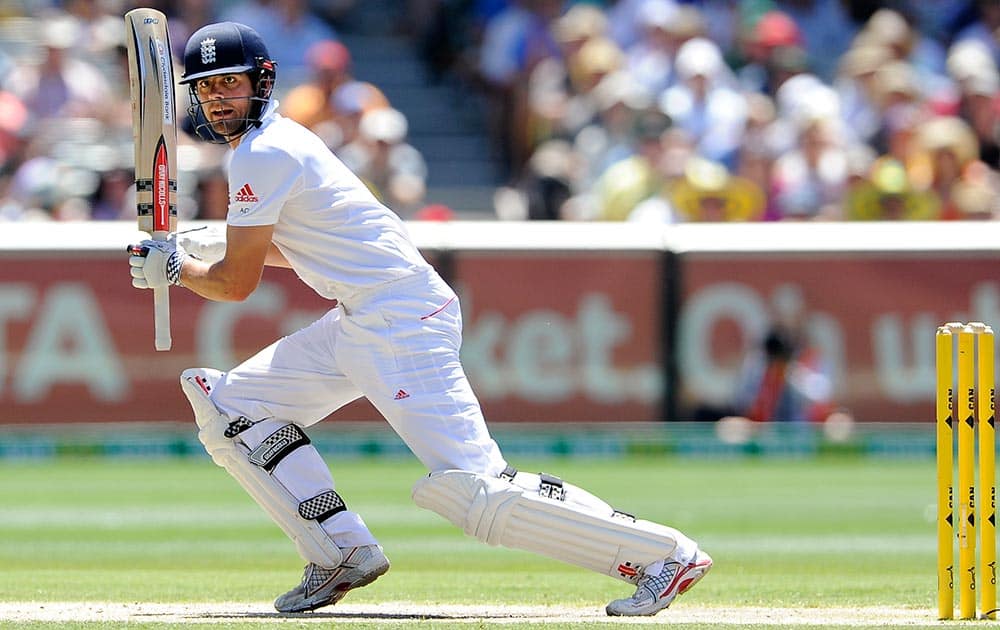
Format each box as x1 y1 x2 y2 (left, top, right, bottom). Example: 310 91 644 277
127 21 711 616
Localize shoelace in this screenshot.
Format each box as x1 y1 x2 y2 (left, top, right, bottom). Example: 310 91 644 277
635 562 678 600
304 564 336 593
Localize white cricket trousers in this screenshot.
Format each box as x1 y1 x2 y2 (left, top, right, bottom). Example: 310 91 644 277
209 268 508 547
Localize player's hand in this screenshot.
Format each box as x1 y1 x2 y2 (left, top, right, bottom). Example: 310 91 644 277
128 239 187 289
174 225 226 264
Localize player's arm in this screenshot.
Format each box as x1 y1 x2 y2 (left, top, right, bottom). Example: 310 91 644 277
180 224 274 302
176 226 290 268
129 224 290 301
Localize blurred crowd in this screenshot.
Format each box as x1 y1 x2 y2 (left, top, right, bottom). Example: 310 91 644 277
0 0 431 222
1 0 999 223
450 0 1000 221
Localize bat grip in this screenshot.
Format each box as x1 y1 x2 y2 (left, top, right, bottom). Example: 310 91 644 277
151 231 172 351
153 286 171 351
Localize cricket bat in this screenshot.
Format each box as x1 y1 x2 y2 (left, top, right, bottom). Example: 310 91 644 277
124 8 178 351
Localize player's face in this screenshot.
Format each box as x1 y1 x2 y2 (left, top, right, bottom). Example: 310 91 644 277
195 73 254 137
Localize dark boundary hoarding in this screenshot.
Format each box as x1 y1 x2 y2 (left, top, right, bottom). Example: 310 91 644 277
1 221 998 424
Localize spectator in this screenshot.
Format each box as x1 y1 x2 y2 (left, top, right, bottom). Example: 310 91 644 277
0 90 30 175
573 70 654 189
477 0 536 91
667 156 766 222
284 40 354 131
477 0 563 178
500 138 578 220
89 166 133 221
7 16 114 120
696 0 742 55
868 60 926 159
736 10 805 97
945 40 1000 168
834 42 895 146
623 0 681 96
733 97 782 219
411 0 477 83
522 6 613 151
844 156 940 220
854 8 949 102
659 37 747 169
5 151 73 221
900 0 976 45
909 115 1000 220
163 0 220 61
221 0 339 87
775 0 857 83
526 35 625 152
552 3 608 61
770 83 851 220
329 80 391 151
338 107 429 214
592 108 677 220
606 0 670 50
954 0 1000 70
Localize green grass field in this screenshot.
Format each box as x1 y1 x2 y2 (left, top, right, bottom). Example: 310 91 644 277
0 454 953 629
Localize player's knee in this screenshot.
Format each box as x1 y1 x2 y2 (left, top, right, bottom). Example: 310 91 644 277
180 367 235 460
412 470 522 543
179 367 226 429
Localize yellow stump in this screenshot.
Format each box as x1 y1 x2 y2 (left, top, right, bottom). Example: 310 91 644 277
959 326 978 620
937 326 955 620
974 324 997 620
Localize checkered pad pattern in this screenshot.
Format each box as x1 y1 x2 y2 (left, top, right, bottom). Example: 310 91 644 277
247 424 310 472
224 416 254 438
298 490 346 522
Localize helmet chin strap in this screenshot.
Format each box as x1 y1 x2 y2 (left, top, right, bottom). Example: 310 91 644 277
188 92 268 144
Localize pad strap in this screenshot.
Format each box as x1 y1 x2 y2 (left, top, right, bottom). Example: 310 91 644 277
501 467 631 519
538 473 566 500
224 416 254 438
247 424 310 472
299 490 347 522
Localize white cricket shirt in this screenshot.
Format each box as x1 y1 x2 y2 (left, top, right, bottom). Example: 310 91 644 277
226 100 431 301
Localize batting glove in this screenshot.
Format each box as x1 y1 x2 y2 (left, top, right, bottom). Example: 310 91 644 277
128 239 187 289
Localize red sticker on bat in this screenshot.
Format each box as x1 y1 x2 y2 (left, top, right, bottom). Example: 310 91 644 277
153 136 170 232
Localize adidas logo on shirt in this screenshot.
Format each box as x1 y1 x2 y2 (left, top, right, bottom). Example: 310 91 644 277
234 183 259 203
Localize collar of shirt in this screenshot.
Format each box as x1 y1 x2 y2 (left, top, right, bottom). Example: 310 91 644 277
261 98 280 123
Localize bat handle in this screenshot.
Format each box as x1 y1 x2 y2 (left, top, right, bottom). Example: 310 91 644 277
153 285 171 351
151 230 172 351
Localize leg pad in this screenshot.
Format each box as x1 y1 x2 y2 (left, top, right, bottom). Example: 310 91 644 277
180 368 344 568
412 469 683 583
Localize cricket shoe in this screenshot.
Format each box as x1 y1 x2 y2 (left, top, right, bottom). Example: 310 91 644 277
274 544 390 613
605 548 712 616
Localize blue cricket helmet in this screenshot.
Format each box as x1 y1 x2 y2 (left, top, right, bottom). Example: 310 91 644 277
179 22 277 143
179 22 274 84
